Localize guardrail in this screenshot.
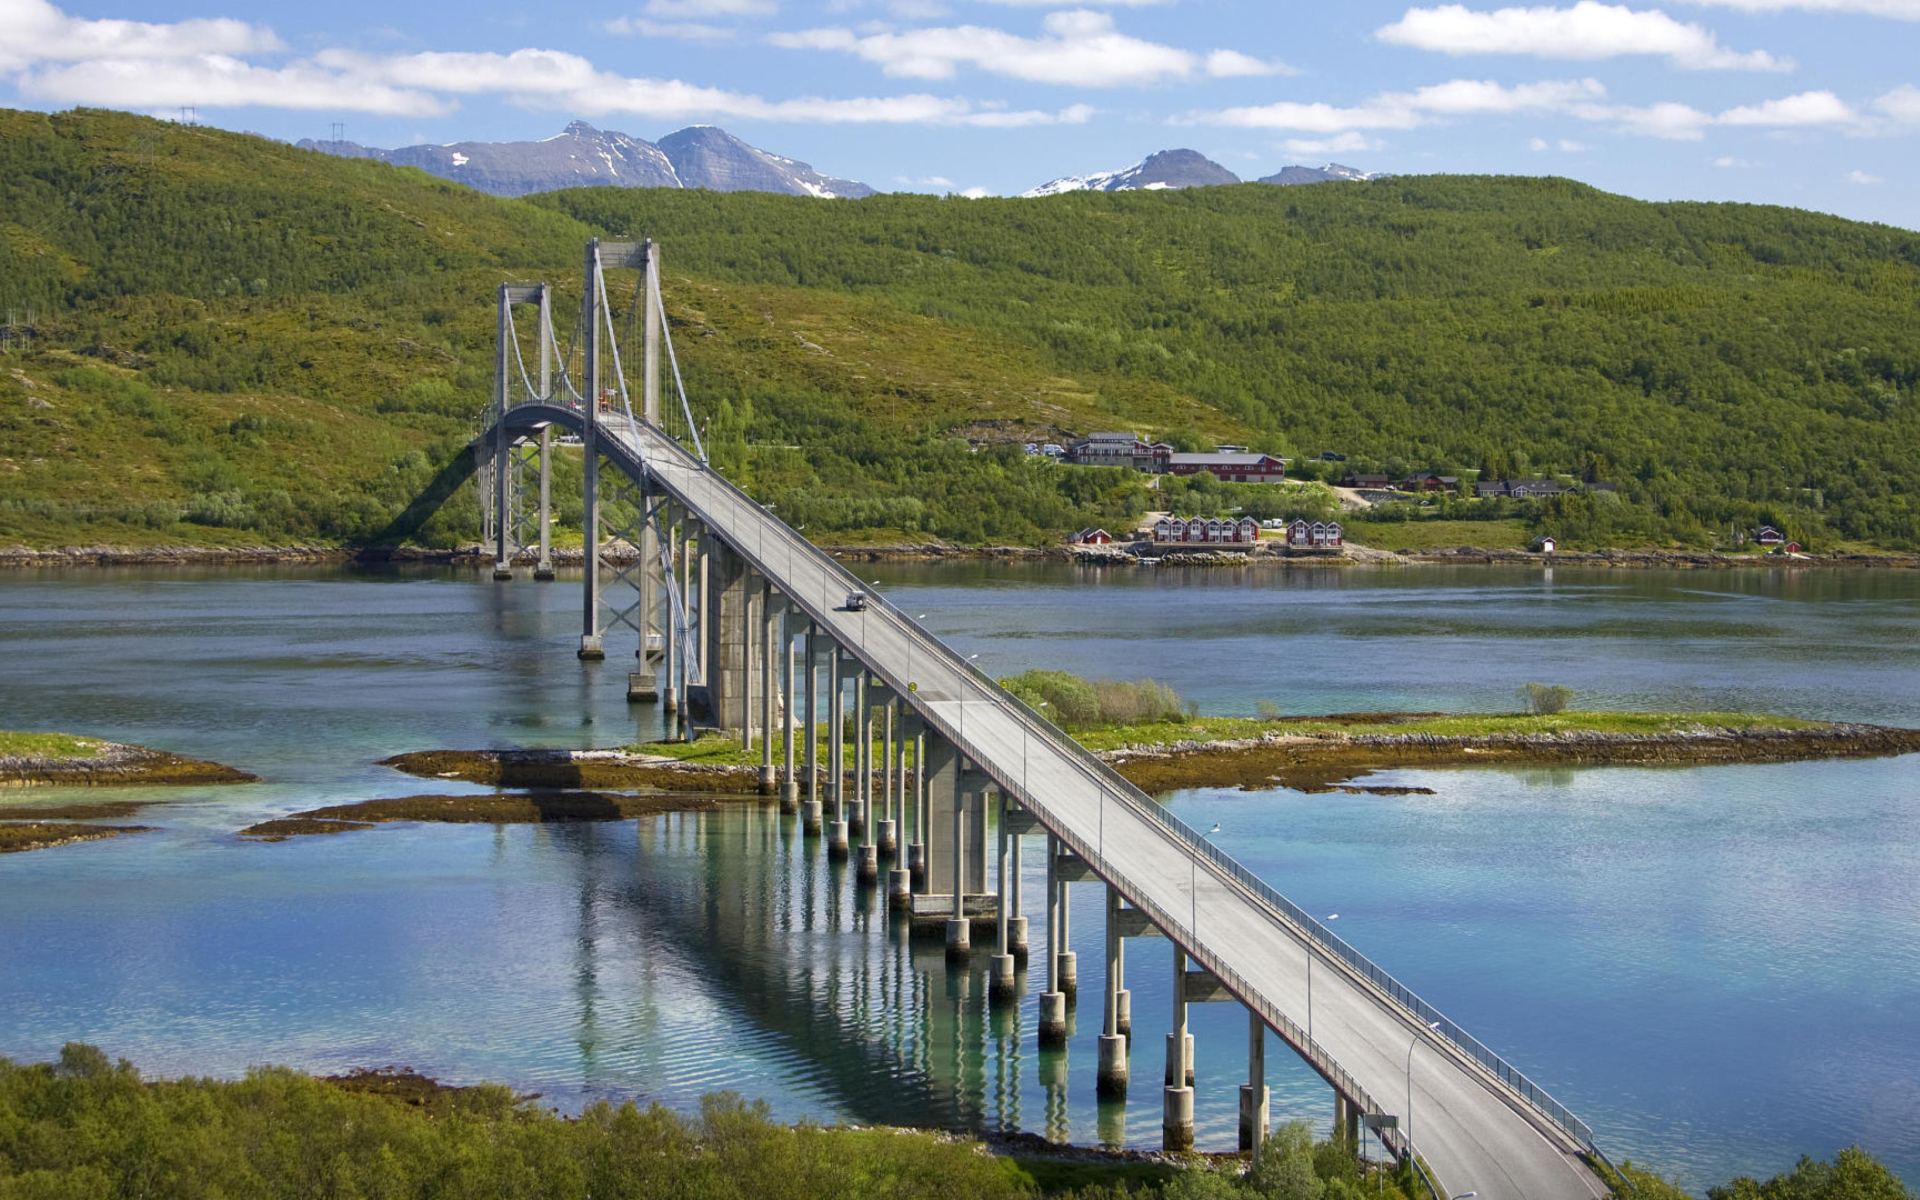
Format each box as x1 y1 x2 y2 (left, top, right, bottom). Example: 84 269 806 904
496 409 1617 1190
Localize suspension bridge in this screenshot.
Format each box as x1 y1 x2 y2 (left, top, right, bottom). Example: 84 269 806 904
470 238 1626 1200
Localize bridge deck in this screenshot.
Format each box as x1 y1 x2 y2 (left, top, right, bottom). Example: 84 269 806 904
501 404 1612 1200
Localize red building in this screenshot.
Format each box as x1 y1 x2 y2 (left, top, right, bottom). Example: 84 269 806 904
1152 515 1261 544
1165 453 1287 483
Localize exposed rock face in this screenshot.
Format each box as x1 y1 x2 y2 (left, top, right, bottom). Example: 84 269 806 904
1258 163 1389 185
657 126 873 197
296 122 872 199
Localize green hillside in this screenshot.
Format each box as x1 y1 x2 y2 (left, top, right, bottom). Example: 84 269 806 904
3 106 1918 552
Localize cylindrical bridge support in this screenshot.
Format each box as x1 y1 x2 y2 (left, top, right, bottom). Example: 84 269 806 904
1039 832 1068 1048
533 425 555 580
1241 1009 1270 1158
989 791 1017 1005
1164 943 1196 1152
801 627 821 836
757 583 777 793
826 648 847 858
780 611 798 811
1097 884 1128 1097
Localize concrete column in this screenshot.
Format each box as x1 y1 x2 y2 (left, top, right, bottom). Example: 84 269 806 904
659 506 677 715
1058 850 1078 1000
1097 884 1128 1097
944 748 970 962
1008 819 1028 963
694 529 711 682
534 286 554 583
634 498 659 697
826 649 848 857
855 673 879 885
888 708 916 910
739 577 757 754
1039 832 1068 1047
1164 943 1195 1152
780 613 798 811
907 724 928 884
1241 1009 1270 1157
877 701 897 855
860 675 875 833
534 425 555 580
493 284 513 580
801 627 821 836
1334 1093 1359 1148
989 791 1016 1004
758 584 776 792
577 243 604 660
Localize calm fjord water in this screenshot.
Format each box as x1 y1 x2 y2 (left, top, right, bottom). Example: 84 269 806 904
0 562 1915 1192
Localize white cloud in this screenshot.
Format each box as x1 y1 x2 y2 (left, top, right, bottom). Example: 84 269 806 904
1531 135 1588 148
607 18 739 38
1376 3 1787 70
1280 132 1381 154
960 186 992 197
1558 137 1588 148
1677 0 1920 16
1718 89 1854 124
1871 84 1920 123
1847 168 1883 182
1206 49 1294 78
2 3 1092 127
769 10 1284 86
21 55 447 115
1712 153 1755 164
976 0 1170 5
0 0 282 72
1200 77 1604 130
1574 98 1714 137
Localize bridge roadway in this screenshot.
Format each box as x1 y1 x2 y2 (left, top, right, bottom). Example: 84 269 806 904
499 402 1613 1200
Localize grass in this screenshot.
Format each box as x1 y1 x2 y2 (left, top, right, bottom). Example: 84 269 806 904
1344 518 1532 551
0 730 111 758
1069 710 1825 751
627 731 920 769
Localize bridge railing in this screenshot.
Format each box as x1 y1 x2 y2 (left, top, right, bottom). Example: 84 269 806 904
600 417 1610 1173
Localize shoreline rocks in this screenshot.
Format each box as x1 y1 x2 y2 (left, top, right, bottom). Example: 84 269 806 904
0 742 257 788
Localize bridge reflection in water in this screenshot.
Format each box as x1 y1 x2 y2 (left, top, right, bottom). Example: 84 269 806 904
533 801 1338 1150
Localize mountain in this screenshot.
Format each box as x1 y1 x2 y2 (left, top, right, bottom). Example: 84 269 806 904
1259 163 1390 185
657 126 872 198
1023 149 1241 197
296 121 872 200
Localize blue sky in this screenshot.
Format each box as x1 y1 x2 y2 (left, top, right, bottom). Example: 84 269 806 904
4 0 1918 226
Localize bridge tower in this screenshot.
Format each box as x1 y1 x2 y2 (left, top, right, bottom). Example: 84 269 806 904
480 283 555 580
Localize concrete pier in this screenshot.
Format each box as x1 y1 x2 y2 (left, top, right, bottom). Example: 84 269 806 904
876 818 897 855
888 866 912 910
1098 884 1128 1096
1241 1008 1270 1157
1096 1033 1128 1097
856 842 879 885
989 952 1017 1003
827 819 849 859
1038 990 1068 1047
945 915 970 962
1163 1084 1195 1153
801 799 823 837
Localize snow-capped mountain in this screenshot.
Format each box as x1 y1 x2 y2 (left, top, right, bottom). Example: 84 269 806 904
656 126 872 198
1258 163 1390 185
297 122 873 200
1022 149 1242 197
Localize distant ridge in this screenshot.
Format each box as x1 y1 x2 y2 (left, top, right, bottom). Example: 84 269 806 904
1024 151 1388 197
297 121 873 200
1259 163 1390 185
1023 149 1241 197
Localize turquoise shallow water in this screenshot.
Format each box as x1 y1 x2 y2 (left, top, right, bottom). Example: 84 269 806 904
0 562 1915 1192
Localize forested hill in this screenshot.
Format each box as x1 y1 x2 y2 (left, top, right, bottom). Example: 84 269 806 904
3 107 1918 552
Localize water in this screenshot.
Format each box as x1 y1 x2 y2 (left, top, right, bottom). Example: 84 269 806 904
1 562 1916 1192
